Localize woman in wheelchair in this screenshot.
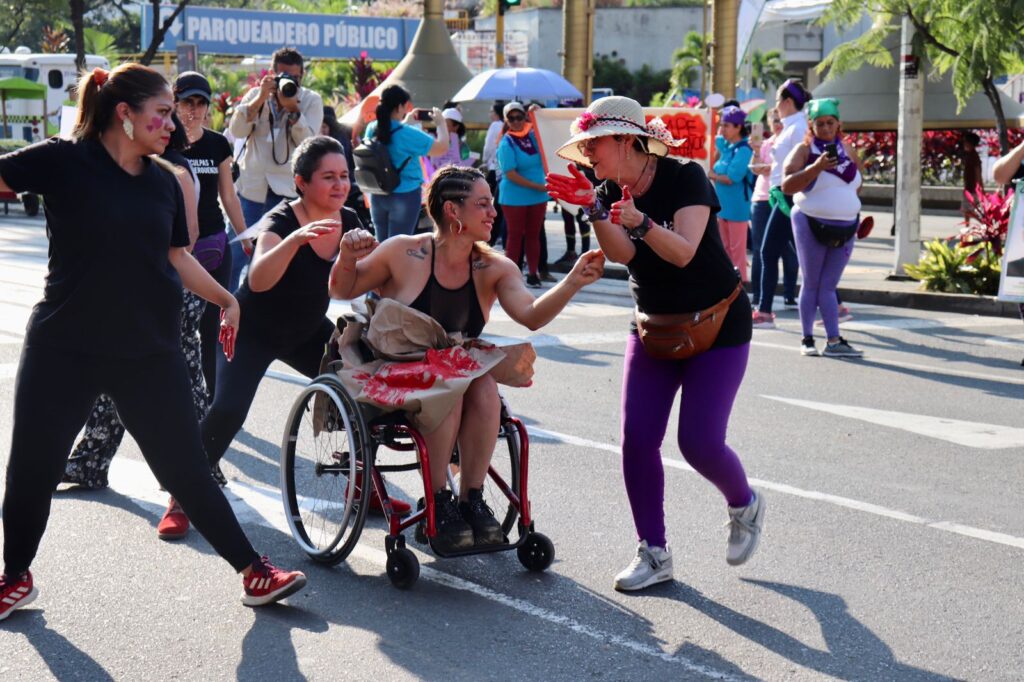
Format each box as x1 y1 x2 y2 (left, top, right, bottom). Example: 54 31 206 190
329 165 605 552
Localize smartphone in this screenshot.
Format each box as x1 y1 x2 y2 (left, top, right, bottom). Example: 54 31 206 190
824 143 838 159
414 109 433 122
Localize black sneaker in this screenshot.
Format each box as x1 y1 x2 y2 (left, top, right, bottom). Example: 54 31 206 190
525 274 542 288
800 336 819 357
430 490 474 553
553 251 578 266
459 487 504 546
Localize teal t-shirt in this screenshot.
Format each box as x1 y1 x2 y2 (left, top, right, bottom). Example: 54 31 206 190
712 135 754 222
364 120 434 194
496 130 549 206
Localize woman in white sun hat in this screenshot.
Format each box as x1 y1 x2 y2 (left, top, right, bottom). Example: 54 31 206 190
545 96 765 592
429 107 471 171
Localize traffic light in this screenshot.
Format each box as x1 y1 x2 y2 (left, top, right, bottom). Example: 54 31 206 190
499 0 521 13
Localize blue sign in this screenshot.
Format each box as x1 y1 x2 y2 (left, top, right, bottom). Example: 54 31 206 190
140 5 420 60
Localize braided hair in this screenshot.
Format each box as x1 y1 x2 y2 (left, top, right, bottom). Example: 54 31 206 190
426 165 493 253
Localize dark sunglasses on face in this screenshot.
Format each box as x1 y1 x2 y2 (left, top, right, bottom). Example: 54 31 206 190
506 114 525 123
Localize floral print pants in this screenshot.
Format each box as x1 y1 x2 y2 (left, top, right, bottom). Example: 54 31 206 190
63 291 225 488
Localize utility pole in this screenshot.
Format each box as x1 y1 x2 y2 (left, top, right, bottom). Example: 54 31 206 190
496 0 521 68
563 0 596 104
711 0 739 99
892 14 923 278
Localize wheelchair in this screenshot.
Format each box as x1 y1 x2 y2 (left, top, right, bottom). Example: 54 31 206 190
279 372 555 589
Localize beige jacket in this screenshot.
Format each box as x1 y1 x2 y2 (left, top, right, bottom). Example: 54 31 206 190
229 86 324 204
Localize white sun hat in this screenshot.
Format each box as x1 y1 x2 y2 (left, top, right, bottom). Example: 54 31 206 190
442 107 463 123
555 96 684 167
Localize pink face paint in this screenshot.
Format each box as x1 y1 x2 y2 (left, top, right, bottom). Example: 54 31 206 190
145 115 165 133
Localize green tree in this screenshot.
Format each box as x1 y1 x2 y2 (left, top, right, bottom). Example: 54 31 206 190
748 48 785 93
668 31 708 95
820 0 1024 154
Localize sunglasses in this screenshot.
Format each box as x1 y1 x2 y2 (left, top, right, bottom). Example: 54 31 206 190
506 114 525 123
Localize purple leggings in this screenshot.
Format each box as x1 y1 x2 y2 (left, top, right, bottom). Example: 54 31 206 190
621 334 753 548
791 208 856 339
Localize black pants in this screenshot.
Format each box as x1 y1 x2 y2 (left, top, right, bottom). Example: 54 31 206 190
2 346 258 575
200 246 233 398
201 319 334 467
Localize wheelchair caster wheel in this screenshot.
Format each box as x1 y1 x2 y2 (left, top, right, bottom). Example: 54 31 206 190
517 532 554 572
386 547 420 589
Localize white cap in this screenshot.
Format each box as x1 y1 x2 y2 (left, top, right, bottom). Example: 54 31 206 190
442 107 463 123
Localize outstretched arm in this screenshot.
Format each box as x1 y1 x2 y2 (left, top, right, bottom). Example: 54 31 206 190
495 250 604 331
547 164 635 264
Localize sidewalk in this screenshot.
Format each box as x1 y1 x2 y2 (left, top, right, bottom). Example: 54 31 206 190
541 206 1023 319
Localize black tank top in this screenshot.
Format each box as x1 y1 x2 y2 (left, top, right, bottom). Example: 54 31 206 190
409 239 486 338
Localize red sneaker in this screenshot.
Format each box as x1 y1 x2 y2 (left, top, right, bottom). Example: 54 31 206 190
157 497 190 540
241 557 307 607
0 571 37 622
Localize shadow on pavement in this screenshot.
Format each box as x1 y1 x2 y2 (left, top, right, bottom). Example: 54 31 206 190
646 578 959 681
8 611 115 681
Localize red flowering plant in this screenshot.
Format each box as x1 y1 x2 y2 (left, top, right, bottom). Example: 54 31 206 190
960 185 1013 257
352 51 380 98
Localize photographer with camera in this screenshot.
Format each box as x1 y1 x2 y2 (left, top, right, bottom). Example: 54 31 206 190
229 47 323 289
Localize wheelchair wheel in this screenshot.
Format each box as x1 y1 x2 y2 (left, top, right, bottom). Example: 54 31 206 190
281 375 371 565
517 532 554 572
386 547 420 589
447 407 521 538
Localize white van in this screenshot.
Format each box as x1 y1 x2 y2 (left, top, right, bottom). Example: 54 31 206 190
0 49 110 142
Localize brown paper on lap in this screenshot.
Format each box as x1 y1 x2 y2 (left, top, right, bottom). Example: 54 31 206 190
330 299 536 432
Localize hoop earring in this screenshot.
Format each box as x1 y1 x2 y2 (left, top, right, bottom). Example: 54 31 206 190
455 219 464 235
122 117 135 141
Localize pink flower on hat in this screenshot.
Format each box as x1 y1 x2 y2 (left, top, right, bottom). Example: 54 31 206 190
576 112 598 132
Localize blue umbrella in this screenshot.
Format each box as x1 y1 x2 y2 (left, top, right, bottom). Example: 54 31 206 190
451 67 583 103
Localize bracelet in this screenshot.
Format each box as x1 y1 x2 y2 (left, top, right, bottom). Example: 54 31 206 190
584 197 609 222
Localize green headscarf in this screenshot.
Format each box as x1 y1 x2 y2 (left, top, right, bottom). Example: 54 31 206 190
807 98 841 120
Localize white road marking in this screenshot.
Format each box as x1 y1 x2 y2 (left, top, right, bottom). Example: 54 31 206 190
101 457 741 681
750 340 1024 386
527 427 1024 551
762 395 1024 449
984 335 1024 348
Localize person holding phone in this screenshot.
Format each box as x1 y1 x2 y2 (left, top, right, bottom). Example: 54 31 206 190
749 109 799 309
781 98 864 358
362 85 449 240
0 64 306 622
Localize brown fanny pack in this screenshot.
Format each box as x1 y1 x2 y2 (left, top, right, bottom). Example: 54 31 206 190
634 284 742 360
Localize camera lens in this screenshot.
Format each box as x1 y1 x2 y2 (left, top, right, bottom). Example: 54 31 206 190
277 75 298 98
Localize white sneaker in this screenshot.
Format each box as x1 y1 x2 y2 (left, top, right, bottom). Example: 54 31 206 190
613 541 673 591
726 491 766 566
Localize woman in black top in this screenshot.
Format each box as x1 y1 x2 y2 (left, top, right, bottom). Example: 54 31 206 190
194 136 420 514
0 64 306 622
329 165 605 554
546 97 765 593
174 71 251 397
61 112 222 496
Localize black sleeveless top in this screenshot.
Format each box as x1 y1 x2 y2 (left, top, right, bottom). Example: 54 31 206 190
409 239 486 338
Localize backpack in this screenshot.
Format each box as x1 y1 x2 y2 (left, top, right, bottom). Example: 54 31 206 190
352 126 412 195
735 140 758 202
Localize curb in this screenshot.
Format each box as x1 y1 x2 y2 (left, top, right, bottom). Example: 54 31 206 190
548 262 1023 319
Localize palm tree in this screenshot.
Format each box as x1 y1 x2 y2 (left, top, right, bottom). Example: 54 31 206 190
749 49 786 94
668 31 709 96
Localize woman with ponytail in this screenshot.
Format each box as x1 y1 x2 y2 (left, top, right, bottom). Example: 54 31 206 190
362 85 449 240
0 64 307 622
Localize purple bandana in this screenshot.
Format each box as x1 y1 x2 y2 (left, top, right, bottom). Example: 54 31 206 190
807 137 858 184
508 130 538 156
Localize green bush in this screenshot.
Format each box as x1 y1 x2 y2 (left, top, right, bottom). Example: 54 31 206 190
0 139 29 154
904 238 1002 295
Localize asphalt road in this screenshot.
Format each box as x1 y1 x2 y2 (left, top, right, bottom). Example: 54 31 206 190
1 215 1023 680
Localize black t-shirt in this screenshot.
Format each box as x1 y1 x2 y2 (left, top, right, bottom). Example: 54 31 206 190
595 156 752 348
0 137 190 356
182 129 232 238
235 201 362 348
